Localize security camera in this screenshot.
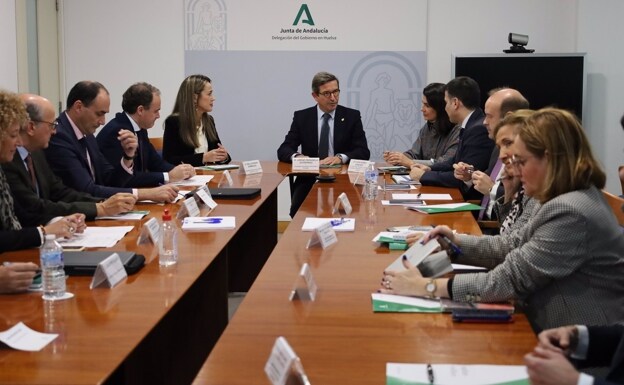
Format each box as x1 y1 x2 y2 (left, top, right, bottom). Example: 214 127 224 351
504 33 535 53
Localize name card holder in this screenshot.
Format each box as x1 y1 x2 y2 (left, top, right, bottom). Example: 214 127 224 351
332 192 353 215
218 169 234 187
349 171 365 186
177 196 201 220
240 160 263 175
137 217 161 245
347 159 372 174
265 336 312 385
306 221 338 249
292 157 320 173
195 185 218 211
289 263 318 301
90 253 127 289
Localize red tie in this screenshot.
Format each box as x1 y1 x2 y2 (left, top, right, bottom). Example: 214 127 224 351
25 154 37 191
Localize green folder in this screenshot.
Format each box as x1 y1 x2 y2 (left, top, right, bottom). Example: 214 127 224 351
408 203 482 214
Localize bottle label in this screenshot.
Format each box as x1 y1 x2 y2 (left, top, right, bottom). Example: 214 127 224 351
41 251 63 267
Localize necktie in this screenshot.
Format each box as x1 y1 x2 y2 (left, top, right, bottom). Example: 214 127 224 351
318 113 330 159
137 129 148 172
478 159 503 220
79 137 95 180
25 154 38 193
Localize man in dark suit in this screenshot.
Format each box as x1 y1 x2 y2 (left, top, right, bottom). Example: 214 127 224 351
97 82 194 186
44 81 178 202
525 324 624 385
277 72 370 217
409 76 494 200
2 94 136 226
455 88 529 221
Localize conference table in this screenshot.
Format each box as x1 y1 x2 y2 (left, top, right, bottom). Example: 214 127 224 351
193 169 537 384
0 165 282 385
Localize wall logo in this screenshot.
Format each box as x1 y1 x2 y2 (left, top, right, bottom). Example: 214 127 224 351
293 4 314 26
274 3 334 42
185 0 227 51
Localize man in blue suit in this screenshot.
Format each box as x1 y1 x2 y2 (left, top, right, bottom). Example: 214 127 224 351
97 82 194 186
277 72 370 217
44 81 178 202
409 76 495 200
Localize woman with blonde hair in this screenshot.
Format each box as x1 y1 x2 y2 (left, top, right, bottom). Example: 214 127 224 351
163 74 231 166
380 108 624 333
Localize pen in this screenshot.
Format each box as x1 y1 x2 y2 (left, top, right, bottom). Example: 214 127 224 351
330 218 350 226
427 363 434 384
187 218 223 223
416 193 422 198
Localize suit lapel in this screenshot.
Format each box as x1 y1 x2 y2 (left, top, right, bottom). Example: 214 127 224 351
333 106 344 153
309 108 319 156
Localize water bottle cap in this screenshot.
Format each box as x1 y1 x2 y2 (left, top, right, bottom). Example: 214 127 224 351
45 234 56 241
162 208 172 221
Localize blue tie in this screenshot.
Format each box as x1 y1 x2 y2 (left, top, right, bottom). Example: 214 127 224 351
318 113 330 158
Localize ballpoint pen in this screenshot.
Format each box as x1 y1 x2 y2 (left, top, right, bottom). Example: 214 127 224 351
426 363 434 384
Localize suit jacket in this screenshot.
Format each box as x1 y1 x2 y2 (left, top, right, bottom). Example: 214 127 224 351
97 112 173 187
453 186 624 333
162 115 231 167
44 112 133 198
583 325 624 384
421 109 494 200
2 150 100 225
277 105 370 162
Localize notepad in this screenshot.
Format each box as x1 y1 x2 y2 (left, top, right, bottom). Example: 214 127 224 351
181 216 236 231
386 363 529 385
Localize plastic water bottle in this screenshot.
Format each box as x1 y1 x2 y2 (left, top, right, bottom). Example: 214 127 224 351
40 234 66 300
159 208 178 266
363 162 379 201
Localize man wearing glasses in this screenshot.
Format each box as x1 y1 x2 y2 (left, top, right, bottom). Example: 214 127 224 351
2 94 136 226
277 71 370 217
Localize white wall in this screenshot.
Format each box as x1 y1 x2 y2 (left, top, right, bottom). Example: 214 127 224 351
59 0 184 127
577 0 624 194
5 0 620 219
0 0 18 91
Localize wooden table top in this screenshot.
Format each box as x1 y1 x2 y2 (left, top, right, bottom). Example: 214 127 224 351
193 174 537 384
0 170 284 384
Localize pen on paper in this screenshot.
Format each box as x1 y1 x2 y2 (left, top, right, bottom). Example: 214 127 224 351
426 363 434 384
187 218 223 223
330 218 350 227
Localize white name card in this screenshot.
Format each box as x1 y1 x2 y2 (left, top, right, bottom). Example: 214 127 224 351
90 253 127 289
332 192 353 215
240 160 263 175
183 196 201 217
265 337 310 385
289 263 318 301
221 169 234 187
292 157 320 172
306 221 338 249
348 159 372 174
0 322 58 352
137 217 160 245
196 187 218 210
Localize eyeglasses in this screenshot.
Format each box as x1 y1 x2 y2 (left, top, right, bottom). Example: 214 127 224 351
33 120 58 130
318 89 340 98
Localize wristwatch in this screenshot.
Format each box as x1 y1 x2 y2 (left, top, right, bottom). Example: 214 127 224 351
425 279 437 298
